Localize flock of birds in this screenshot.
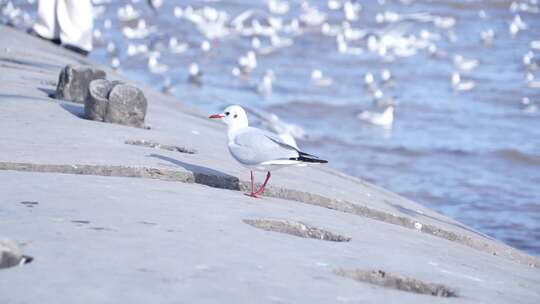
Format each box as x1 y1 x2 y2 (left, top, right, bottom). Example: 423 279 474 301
1 0 539 142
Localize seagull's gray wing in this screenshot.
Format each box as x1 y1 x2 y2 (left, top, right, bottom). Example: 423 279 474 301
229 127 299 166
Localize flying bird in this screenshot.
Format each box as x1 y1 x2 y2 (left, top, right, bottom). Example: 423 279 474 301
209 105 327 198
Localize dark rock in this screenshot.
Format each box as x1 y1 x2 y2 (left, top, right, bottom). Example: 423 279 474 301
84 79 114 121
104 84 147 128
55 65 106 103
84 80 145 128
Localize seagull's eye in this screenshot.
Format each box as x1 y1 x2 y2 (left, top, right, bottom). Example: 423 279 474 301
225 112 230 116
234 114 238 118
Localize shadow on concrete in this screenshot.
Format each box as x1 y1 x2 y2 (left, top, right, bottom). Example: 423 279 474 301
148 153 240 190
59 101 85 118
37 87 56 99
0 56 61 70
0 94 51 102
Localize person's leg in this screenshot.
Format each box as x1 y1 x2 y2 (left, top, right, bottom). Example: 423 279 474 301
57 0 93 55
31 0 60 45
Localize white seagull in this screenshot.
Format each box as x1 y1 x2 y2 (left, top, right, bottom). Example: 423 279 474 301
451 72 475 91
209 105 327 198
257 70 275 97
311 69 333 87
117 4 140 22
188 63 203 86
147 0 163 11
357 106 394 128
147 54 168 74
453 55 479 72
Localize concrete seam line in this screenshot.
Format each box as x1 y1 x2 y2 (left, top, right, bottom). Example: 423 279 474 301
0 161 538 268
0 162 196 183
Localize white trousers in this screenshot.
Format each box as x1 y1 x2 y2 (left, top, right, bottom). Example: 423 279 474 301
32 0 93 51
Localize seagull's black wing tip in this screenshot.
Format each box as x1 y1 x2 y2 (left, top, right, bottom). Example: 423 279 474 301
290 151 328 163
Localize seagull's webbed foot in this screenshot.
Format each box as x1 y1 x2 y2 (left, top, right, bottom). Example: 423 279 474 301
254 171 271 196
247 192 261 198
247 171 271 199
248 170 263 199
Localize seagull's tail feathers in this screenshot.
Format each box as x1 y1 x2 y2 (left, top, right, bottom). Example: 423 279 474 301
291 151 328 164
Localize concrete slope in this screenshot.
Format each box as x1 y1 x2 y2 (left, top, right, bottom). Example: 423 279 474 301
1 25 539 303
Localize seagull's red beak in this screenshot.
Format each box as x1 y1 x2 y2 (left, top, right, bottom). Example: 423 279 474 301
209 114 225 119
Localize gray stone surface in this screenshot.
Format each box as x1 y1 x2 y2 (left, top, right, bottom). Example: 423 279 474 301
0 25 539 303
55 65 106 103
1 171 539 304
104 83 147 127
84 78 114 121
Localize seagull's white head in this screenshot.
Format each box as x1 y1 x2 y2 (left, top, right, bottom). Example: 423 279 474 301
209 105 249 131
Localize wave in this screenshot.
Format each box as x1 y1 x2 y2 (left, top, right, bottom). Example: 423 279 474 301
268 100 357 116
367 146 475 158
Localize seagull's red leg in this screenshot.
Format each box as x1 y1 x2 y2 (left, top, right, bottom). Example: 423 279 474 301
255 171 271 195
249 171 259 198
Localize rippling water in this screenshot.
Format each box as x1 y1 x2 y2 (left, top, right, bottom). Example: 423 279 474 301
4 0 540 256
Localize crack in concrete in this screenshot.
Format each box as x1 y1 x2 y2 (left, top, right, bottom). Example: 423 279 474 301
1 161 538 268
125 139 197 154
334 268 457 297
20 201 39 208
243 219 351 242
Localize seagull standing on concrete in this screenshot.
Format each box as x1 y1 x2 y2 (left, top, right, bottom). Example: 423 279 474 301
209 105 327 198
